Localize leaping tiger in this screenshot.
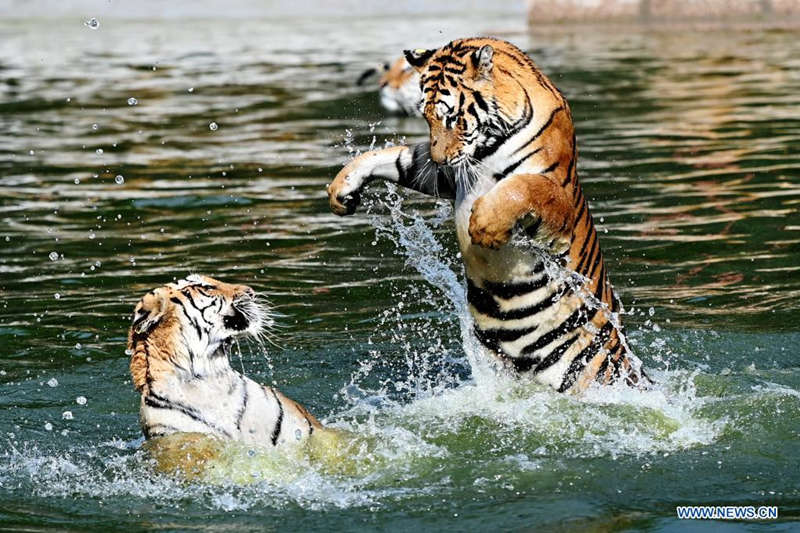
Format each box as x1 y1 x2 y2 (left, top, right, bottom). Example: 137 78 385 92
128 274 326 447
358 57 422 116
328 38 648 393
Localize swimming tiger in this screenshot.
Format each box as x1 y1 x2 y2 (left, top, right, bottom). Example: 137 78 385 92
327 37 647 393
128 274 325 447
357 57 422 116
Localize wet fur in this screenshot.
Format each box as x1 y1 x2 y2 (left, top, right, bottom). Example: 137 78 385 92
329 38 647 392
128 275 325 450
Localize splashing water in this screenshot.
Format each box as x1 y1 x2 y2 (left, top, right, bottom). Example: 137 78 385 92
333 182 724 460
0 187 724 508
1 12 798 529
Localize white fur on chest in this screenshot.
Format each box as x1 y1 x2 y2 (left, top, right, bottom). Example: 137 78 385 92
142 371 310 447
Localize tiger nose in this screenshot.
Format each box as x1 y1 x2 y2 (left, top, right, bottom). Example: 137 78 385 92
430 136 446 164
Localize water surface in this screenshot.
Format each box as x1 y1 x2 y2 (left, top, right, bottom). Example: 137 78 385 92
1 13 799 532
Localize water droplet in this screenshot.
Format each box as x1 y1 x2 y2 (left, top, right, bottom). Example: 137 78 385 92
62 411 74 420
44 422 53 431
47 378 58 387
96 148 103 155
209 122 218 131
29 149 35 155
48 251 59 261
127 97 138 106
91 123 98 130
124 348 133 356
76 396 87 405
114 174 125 185
73 178 80 185
648 307 655 316
54 293 61 300
88 231 95 239
295 428 302 441
75 343 82 350
188 87 194 93
84 17 100 29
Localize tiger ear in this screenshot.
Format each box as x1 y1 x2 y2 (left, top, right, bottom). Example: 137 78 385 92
471 44 494 79
132 288 169 336
404 48 435 72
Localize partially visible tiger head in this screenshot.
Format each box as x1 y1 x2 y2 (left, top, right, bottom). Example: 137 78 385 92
404 37 561 166
128 274 267 391
377 57 422 116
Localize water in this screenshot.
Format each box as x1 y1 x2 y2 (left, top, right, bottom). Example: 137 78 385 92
1 12 799 531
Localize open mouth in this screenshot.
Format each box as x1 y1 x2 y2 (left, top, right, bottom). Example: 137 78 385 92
223 305 250 331
212 295 266 359
224 296 264 334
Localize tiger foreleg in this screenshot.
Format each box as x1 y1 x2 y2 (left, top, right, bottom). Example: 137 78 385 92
327 143 455 216
468 173 574 251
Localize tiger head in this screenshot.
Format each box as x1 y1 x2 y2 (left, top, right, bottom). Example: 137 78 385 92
404 38 553 166
378 57 422 116
128 274 267 391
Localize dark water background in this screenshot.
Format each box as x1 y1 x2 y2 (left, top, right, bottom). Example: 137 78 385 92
1 11 799 532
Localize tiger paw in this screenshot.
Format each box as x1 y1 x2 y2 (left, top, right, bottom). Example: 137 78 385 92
468 196 514 249
327 170 362 216
521 214 571 254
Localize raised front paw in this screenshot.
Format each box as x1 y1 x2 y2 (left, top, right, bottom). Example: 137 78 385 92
468 195 514 249
327 169 362 216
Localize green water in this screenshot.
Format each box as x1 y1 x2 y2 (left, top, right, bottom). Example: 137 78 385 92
1 13 799 532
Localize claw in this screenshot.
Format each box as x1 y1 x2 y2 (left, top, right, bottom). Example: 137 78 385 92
329 189 361 216
339 190 361 215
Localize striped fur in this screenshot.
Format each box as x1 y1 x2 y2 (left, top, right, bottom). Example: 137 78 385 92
358 57 422 116
328 38 647 393
128 274 323 446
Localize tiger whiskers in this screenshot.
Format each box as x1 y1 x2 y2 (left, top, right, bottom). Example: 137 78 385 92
228 294 284 381
453 155 485 193
409 156 441 197
248 295 286 355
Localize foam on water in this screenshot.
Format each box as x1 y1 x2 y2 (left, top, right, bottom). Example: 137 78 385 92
0 188 744 511
335 187 727 457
